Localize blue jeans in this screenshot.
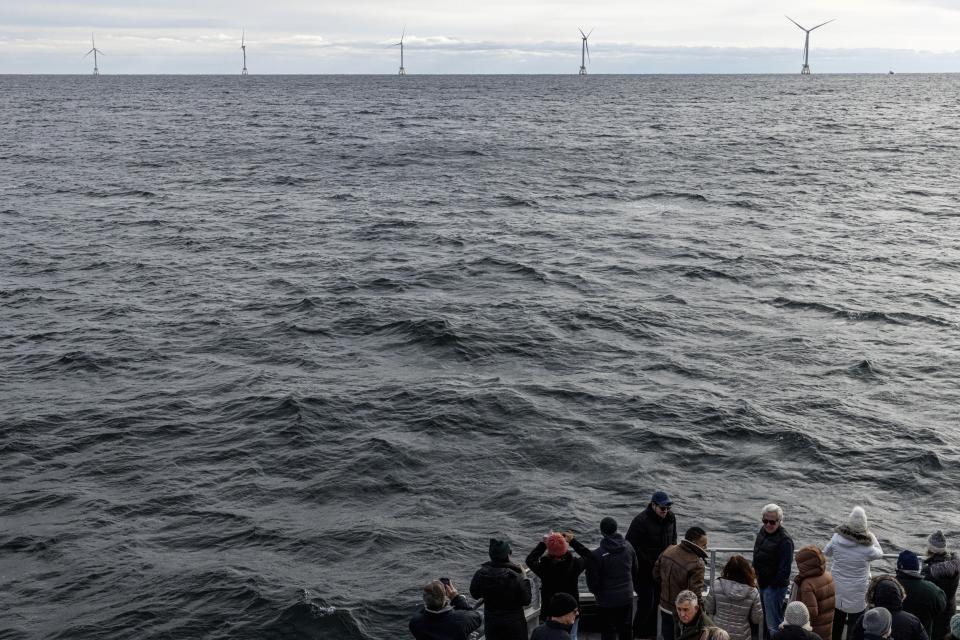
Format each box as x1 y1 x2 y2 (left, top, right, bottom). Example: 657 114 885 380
760 586 789 639
570 615 580 640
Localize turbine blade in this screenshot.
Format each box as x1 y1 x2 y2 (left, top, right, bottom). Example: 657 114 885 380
810 18 836 31
587 28 594 38
579 27 586 38
83 50 92 58
785 15 806 31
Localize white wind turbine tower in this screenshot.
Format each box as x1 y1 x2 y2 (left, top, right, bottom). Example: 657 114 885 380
84 34 103 76
393 28 406 76
786 16 835 75
578 28 592 75
241 29 248 75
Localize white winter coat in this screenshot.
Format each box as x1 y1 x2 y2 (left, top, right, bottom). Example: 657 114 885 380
822 528 883 613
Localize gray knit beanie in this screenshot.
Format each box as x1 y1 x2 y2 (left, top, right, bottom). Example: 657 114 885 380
929 530 948 554
950 613 960 640
863 607 893 637
784 601 811 629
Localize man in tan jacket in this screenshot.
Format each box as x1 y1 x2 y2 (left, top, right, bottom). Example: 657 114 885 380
654 527 709 640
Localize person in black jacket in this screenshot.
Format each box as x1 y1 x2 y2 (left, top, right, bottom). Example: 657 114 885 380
409 579 483 640
470 538 532 640
526 531 586 638
848 575 928 640
753 503 795 640
772 601 823 640
531 592 580 640
570 517 641 640
923 530 960 640
897 550 946 639
626 490 678 639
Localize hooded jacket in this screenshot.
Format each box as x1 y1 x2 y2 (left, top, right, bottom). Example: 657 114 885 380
790 546 836 640
754 526 795 589
822 527 883 613
626 504 678 579
847 575 929 640
470 561 532 640
923 552 960 640
570 534 640 608
654 539 708 614
897 570 946 639
526 541 586 620
704 577 762 640
409 594 484 640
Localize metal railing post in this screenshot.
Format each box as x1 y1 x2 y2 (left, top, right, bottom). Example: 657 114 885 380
709 549 717 593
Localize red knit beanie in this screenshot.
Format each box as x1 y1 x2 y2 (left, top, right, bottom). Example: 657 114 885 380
546 532 568 557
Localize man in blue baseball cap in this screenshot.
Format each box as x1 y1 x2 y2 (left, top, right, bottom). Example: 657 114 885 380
626 491 678 639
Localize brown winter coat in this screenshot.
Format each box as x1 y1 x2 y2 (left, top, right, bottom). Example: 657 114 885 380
654 539 707 614
790 545 836 640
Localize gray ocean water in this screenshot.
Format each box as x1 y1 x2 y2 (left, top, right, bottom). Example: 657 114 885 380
2 74 960 639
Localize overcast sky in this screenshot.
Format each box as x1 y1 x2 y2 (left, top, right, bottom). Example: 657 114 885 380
3 0 960 73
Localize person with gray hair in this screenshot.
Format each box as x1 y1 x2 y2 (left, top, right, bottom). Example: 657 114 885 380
409 579 483 640
675 590 715 640
753 503 795 639
923 530 960 640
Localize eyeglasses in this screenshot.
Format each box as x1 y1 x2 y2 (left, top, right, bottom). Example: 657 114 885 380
655 504 672 511
762 519 779 525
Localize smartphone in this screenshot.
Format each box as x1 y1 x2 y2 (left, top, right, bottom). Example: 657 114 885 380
439 577 451 586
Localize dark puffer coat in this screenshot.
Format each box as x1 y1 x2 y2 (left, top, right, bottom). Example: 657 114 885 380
754 525 795 589
570 534 640 609
625 504 678 580
898 570 946 639
790 545 836 640
470 561 532 640
409 594 483 640
923 552 960 640
526 541 585 621
847 575 929 640
530 619 574 640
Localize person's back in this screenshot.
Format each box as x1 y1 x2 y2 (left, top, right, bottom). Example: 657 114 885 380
570 517 639 640
470 539 532 640
897 551 947 639
655 535 708 613
792 545 836 640
704 577 761 640
848 576 928 640
704 556 761 640
923 531 960 640
526 533 585 623
409 580 483 640
823 507 883 640
773 602 825 640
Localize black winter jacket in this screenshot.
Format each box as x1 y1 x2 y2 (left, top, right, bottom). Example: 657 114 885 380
849 577 929 640
625 505 678 579
530 619 574 640
470 561 532 640
571 534 640 609
772 625 824 640
526 542 585 620
923 552 960 640
409 594 483 640
753 526 795 589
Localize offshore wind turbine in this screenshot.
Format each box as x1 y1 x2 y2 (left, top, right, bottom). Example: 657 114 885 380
241 29 248 75
393 28 406 76
786 16 835 75
578 28 592 75
84 34 103 76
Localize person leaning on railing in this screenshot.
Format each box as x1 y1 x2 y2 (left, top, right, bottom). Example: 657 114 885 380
823 506 884 640
923 531 960 640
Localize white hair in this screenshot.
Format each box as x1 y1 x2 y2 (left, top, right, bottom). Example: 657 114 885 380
762 503 784 522
676 590 699 607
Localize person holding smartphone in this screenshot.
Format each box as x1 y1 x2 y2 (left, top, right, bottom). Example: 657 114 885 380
409 577 483 640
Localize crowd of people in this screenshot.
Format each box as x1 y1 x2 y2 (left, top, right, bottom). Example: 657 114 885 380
408 492 960 640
